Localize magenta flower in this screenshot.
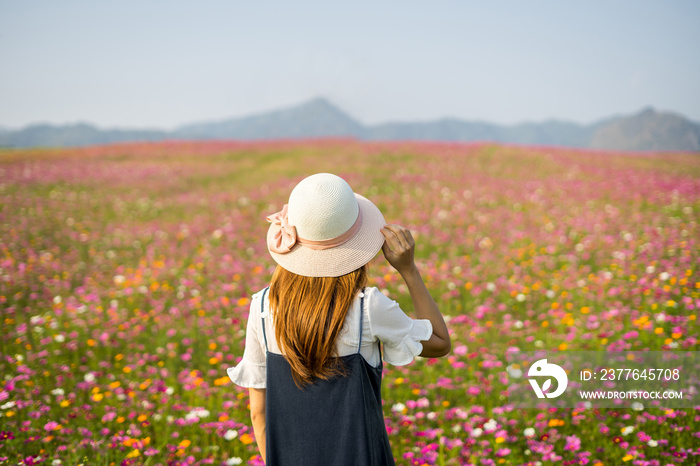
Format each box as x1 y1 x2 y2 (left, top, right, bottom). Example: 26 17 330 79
495 448 511 457
44 421 61 432
564 434 581 451
23 456 42 466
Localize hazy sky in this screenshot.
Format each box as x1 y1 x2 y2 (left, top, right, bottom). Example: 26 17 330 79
1 0 699 129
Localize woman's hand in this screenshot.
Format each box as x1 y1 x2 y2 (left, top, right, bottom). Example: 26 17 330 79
381 223 451 358
381 224 417 276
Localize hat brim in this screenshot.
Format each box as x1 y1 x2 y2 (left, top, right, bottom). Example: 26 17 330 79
267 193 386 277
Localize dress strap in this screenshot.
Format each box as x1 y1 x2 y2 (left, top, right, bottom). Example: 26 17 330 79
357 288 365 354
260 287 270 353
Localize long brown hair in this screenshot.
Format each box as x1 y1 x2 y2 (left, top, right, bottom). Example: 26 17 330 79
268 264 368 388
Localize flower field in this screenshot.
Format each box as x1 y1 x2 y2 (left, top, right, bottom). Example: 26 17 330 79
1 140 698 465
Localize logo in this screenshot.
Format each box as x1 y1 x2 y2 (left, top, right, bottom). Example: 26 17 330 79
527 358 568 398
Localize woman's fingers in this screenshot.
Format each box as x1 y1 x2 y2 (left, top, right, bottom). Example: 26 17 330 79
381 224 417 274
397 227 414 247
381 239 394 257
382 224 413 250
381 227 403 253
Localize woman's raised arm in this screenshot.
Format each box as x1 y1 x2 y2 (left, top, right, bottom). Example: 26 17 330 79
381 224 451 357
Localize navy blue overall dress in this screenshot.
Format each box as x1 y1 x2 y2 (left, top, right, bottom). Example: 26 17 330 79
259 287 396 465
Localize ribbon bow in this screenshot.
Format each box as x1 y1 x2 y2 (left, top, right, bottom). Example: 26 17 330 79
267 204 298 254
267 203 363 254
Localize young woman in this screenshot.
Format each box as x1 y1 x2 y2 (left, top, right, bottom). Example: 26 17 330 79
227 173 451 465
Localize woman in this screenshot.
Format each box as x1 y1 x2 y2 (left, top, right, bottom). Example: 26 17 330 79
227 173 451 465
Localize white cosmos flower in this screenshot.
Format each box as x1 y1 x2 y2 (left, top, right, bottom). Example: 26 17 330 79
1 401 15 410
483 419 498 432
185 408 210 421
391 403 406 413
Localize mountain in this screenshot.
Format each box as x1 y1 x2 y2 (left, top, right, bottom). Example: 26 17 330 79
589 107 700 151
1 98 698 152
0 123 168 148
174 97 362 139
364 118 599 147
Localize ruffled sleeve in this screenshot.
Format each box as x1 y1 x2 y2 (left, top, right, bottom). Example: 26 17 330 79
365 287 433 366
226 289 268 389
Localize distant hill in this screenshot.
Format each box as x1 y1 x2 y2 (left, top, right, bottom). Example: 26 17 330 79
175 97 362 139
0 123 168 148
1 98 698 152
589 107 700 151
363 118 599 147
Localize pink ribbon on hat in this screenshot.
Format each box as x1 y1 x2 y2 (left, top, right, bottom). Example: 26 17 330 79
266 204 298 254
267 204 363 254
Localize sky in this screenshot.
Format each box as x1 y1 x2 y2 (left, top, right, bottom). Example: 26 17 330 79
1 0 699 129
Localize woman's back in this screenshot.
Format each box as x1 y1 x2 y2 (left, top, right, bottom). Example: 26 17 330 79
259 286 395 466
225 173 451 464
228 286 433 389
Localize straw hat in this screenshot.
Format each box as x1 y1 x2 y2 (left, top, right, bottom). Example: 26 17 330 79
266 173 386 277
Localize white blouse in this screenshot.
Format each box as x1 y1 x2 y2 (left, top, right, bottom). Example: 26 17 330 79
227 286 433 389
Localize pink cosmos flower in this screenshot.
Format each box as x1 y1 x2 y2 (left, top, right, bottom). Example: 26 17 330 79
495 448 511 457
44 421 60 432
564 434 581 451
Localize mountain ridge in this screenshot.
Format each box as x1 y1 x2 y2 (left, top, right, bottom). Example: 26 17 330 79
1 98 698 151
